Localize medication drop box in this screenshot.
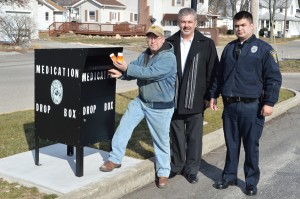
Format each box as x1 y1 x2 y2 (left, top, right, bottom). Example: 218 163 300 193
34 47 122 177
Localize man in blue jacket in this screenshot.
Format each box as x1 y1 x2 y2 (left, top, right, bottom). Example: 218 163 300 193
209 11 282 196
99 25 177 189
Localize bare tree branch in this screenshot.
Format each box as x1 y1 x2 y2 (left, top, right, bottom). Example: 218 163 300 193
0 0 29 7
0 14 35 45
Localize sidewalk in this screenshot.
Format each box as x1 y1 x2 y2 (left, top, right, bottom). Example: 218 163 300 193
0 88 299 199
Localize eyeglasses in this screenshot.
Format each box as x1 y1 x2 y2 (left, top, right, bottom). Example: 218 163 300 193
146 36 162 42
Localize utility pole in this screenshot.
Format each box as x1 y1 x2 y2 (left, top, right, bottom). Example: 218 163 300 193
191 0 197 12
251 0 259 37
283 0 288 38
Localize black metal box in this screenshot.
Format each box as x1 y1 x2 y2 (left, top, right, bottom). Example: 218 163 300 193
34 47 122 176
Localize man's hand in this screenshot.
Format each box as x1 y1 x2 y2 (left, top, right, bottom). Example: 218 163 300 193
210 98 218 111
108 69 122 78
261 105 273 117
204 100 210 109
113 60 128 72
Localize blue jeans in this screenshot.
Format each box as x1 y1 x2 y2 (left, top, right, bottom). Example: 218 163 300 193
108 97 174 177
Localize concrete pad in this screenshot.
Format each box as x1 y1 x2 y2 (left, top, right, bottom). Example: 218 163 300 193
0 143 142 195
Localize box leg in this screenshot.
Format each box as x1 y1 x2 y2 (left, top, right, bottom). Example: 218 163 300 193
76 145 83 177
35 133 40 166
67 145 74 156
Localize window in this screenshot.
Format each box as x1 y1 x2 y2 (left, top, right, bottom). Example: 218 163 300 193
164 20 177 26
110 12 117 21
286 20 289 30
266 20 269 28
134 14 138 21
45 12 49 21
89 11 95 21
198 0 204 3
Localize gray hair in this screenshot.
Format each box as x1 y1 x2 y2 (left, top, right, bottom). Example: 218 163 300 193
178 7 197 21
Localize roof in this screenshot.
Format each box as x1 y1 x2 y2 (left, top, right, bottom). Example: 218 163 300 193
45 0 66 11
52 0 125 7
260 0 294 8
260 12 300 21
51 0 80 6
163 14 209 22
95 0 124 7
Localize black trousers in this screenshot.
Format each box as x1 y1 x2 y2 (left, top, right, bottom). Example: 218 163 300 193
170 112 203 175
222 100 264 187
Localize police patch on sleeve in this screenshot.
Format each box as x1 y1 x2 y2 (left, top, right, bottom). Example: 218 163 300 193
270 50 278 63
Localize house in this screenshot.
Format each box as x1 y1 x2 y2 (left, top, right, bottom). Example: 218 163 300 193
137 0 211 35
52 0 213 35
216 16 233 30
0 0 66 42
52 0 128 24
259 0 300 38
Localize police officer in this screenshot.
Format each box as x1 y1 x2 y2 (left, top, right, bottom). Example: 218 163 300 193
209 11 282 196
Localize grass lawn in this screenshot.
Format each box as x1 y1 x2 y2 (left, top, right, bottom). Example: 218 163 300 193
280 59 300 72
0 88 295 161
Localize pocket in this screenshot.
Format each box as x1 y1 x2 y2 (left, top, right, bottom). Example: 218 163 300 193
255 116 265 138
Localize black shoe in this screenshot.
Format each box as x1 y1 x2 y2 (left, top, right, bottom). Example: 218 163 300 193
246 186 257 196
169 171 178 179
183 173 198 184
215 179 238 189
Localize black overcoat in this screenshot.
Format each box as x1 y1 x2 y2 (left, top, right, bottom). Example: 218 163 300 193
167 30 219 114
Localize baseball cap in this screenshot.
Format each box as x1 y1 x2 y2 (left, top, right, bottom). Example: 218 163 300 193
146 25 164 37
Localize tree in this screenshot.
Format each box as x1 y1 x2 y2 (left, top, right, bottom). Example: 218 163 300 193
0 14 35 45
209 0 230 16
0 0 29 6
261 0 287 41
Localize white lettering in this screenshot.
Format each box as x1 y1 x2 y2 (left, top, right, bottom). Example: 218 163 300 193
35 65 79 78
64 108 76 119
82 71 110 82
104 101 113 111
35 103 51 114
83 105 96 115
36 65 41 73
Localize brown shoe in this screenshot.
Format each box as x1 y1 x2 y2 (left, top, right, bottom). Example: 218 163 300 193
99 161 121 172
157 177 168 188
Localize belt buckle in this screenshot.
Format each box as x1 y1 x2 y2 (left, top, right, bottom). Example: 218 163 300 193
236 97 241 102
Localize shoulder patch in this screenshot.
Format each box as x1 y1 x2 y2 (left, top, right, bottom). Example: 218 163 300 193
270 50 278 63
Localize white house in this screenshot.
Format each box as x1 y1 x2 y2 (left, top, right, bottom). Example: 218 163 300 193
137 0 210 35
0 0 67 42
36 0 67 30
259 0 300 38
118 0 139 24
53 0 127 24
216 16 233 31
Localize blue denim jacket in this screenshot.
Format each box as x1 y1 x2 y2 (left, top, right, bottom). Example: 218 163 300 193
122 42 177 103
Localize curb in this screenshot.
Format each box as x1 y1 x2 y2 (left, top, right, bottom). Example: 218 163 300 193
57 88 300 199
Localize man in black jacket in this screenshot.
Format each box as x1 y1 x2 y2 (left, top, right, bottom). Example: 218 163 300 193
166 7 219 183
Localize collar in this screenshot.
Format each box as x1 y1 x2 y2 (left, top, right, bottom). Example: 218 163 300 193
180 35 193 43
238 34 256 45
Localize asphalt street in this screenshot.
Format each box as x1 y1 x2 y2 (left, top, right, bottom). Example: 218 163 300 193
1 40 300 114
121 106 300 199
0 41 138 114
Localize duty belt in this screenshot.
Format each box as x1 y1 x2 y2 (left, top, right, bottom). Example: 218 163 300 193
222 96 257 104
